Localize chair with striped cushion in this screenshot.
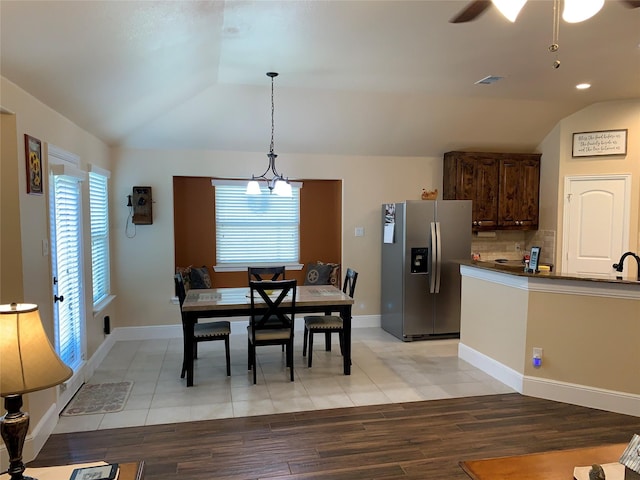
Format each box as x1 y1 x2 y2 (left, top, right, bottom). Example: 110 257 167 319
302 268 358 368
247 279 297 384
175 274 231 379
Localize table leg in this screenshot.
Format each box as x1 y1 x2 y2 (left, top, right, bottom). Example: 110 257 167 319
342 305 352 375
185 314 195 387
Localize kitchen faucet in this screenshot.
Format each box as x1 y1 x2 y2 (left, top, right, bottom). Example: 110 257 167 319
612 251 640 281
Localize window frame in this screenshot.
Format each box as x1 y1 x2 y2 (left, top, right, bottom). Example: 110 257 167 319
88 165 111 306
212 179 303 272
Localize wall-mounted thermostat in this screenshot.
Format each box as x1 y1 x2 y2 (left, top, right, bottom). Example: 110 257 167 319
132 186 152 225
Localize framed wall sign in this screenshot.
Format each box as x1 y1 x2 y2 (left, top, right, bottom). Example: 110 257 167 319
24 134 43 194
572 129 627 157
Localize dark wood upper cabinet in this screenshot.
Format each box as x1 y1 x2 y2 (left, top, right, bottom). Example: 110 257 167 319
443 151 541 231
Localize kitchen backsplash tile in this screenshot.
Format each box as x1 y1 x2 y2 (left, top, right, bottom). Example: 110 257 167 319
471 230 556 266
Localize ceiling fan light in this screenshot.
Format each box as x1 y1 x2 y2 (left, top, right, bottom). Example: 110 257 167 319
491 0 527 22
562 0 604 23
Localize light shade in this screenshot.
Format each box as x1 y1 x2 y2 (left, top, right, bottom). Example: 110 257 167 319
562 0 604 23
246 180 262 195
492 0 527 22
0 303 72 396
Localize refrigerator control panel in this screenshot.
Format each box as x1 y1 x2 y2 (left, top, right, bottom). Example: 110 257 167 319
410 247 429 274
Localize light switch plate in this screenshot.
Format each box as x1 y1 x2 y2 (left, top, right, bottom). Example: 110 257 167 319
355 227 364 237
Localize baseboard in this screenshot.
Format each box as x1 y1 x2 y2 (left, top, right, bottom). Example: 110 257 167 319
458 342 524 392
459 342 640 417
523 376 640 417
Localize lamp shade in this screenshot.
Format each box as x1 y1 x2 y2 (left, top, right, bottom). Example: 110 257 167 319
0 303 72 396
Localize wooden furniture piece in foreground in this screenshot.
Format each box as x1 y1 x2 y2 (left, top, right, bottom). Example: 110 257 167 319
460 443 626 480
181 285 354 386
0 461 144 480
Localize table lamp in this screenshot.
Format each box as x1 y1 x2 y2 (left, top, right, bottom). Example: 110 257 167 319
1 303 73 480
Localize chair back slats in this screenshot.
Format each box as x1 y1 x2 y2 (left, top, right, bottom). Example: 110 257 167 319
343 268 358 298
174 274 187 308
249 279 297 331
248 266 286 282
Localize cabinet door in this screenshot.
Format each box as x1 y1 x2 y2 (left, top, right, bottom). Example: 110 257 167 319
443 152 498 231
518 157 540 227
472 155 499 229
498 155 540 229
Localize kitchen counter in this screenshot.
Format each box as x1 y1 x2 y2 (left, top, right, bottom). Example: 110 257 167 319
459 259 640 286
457 261 640 417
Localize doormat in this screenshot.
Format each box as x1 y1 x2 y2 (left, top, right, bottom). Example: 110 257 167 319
61 381 133 416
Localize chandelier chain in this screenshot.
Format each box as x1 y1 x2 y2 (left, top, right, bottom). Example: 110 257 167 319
270 74 275 155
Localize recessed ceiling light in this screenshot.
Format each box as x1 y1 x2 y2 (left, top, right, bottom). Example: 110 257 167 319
576 83 591 90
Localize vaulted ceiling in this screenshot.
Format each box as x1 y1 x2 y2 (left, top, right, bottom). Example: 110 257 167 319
1 1 639 157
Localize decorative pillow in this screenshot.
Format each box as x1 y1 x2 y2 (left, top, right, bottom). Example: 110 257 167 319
304 263 333 285
190 266 212 289
175 266 192 291
318 261 341 289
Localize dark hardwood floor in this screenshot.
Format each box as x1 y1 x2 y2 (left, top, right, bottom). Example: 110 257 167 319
31 393 640 479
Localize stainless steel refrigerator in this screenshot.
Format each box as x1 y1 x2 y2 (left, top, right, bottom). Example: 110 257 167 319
381 200 472 341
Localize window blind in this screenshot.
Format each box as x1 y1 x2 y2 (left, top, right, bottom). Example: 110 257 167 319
214 183 300 265
50 173 83 369
89 171 110 304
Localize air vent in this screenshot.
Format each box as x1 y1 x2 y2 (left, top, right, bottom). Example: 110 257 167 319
475 75 503 85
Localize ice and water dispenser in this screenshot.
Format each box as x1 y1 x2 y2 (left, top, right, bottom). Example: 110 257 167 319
410 247 429 274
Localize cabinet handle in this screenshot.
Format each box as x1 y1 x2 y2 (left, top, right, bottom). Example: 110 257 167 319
473 221 477 226
478 221 482 226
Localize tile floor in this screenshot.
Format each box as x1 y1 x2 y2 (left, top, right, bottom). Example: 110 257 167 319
53 327 514 434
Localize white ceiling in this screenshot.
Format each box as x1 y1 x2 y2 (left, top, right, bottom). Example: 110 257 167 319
1 0 639 157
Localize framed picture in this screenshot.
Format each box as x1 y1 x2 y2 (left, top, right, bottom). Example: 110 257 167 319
69 463 118 480
528 246 541 273
24 134 43 194
572 129 627 157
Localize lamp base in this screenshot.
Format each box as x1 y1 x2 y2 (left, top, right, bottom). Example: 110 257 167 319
1 394 34 480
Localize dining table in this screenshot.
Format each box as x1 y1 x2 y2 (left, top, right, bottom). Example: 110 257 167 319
181 284 355 386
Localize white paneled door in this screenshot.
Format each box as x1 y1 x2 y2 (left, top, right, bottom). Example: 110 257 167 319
48 146 87 411
562 175 630 276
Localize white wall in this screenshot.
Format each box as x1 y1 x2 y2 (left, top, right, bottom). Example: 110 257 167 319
112 149 441 328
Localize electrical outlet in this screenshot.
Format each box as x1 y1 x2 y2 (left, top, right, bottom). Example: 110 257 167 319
532 347 543 368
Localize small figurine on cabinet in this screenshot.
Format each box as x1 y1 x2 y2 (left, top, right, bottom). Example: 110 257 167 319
421 188 438 200
588 464 606 480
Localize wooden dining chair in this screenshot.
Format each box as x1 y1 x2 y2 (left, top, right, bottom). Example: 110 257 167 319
248 266 286 351
302 268 358 368
247 266 286 282
247 279 297 384
174 274 231 379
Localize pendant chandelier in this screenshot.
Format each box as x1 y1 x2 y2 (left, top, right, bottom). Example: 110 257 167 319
246 72 292 197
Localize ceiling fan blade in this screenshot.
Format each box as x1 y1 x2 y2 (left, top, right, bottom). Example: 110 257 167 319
449 0 492 23
622 0 640 7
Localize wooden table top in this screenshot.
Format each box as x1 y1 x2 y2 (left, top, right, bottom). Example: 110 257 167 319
182 285 353 312
459 443 626 480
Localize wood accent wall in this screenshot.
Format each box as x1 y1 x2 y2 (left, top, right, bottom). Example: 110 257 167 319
173 177 342 288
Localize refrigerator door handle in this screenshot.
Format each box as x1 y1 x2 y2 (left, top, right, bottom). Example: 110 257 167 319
435 221 442 293
430 221 437 293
